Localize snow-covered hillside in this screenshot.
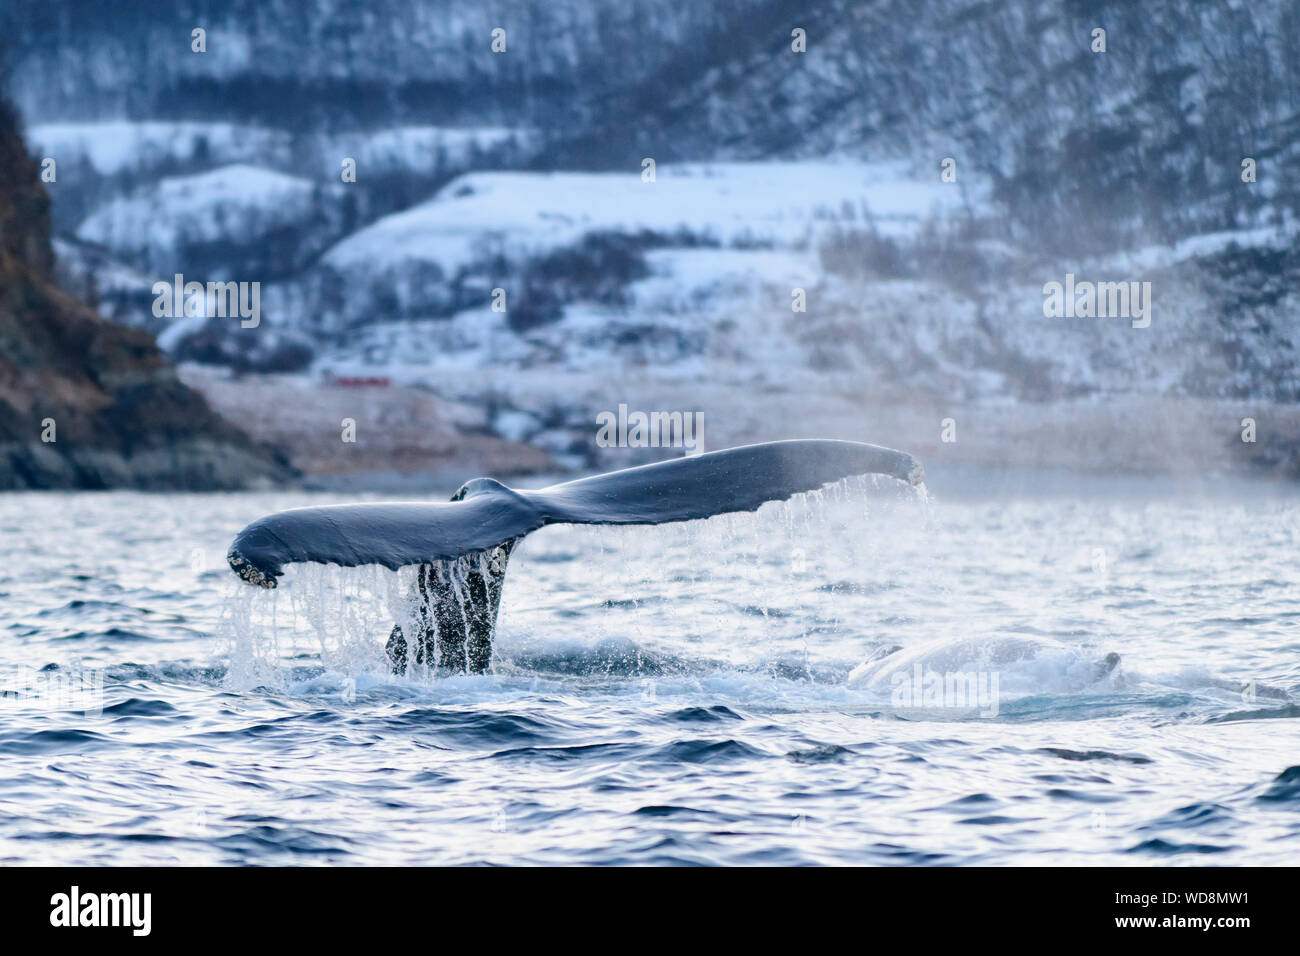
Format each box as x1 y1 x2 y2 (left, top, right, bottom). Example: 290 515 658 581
78 164 341 279
9 0 1300 481
314 161 980 324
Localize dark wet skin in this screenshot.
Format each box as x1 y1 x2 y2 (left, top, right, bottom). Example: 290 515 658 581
385 542 514 675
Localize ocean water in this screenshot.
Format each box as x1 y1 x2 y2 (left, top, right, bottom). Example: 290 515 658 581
2 474 1299 866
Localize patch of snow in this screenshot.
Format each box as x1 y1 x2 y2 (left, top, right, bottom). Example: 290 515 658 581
492 409 542 442
322 161 987 277
76 164 332 277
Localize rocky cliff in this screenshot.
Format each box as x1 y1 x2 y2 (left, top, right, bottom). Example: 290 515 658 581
0 96 292 489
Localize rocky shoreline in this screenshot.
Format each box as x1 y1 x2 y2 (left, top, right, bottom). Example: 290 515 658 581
0 98 292 490
175 366 1300 490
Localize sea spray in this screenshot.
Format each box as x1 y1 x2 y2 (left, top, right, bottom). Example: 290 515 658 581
501 476 934 681
221 563 405 690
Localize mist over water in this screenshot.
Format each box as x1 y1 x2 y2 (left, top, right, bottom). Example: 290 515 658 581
2 478 1299 865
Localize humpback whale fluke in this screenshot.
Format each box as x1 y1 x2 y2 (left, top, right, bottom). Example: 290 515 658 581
226 439 924 673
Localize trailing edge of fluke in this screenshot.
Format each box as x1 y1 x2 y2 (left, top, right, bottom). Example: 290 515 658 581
227 439 924 588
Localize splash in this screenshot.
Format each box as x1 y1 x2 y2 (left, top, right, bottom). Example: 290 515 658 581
221 562 404 691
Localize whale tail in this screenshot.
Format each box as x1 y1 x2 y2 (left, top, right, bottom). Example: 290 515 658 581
227 439 924 673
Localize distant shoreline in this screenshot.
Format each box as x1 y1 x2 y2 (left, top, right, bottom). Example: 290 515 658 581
180 365 1300 490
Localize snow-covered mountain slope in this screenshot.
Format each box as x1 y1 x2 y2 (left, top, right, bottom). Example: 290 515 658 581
25 118 539 238
309 207 1300 426
314 161 979 323
8 0 1300 428
14 0 1296 250
77 164 345 279
553 0 1297 252
330 161 974 267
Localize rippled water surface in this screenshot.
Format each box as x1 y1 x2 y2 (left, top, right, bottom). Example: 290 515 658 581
3 476 1299 865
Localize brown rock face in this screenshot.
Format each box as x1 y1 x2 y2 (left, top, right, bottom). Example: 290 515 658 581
0 97 293 489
